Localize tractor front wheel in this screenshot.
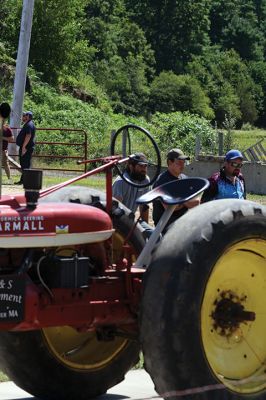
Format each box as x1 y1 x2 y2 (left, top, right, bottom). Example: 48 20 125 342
0 186 144 399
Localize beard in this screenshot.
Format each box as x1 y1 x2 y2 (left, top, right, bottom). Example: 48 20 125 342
130 171 147 181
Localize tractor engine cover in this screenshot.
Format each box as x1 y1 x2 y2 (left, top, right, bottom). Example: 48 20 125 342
0 201 113 248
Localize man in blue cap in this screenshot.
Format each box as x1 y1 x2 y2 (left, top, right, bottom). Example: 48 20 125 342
201 149 246 202
15 111 36 184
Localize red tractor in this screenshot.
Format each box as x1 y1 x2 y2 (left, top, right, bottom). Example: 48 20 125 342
0 102 265 400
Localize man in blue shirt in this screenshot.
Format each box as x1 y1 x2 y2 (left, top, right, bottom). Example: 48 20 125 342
201 149 246 202
15 111 36 185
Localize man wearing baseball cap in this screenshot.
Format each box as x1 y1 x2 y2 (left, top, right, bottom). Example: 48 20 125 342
152 148 200 230
113 152 153 237
201 149 246 202
15 111 36 184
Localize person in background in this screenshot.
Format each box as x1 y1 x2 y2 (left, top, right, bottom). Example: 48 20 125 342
15 111 36 185
2 124 14 183
201 149 246 202
112 152 153 238
152 148 200 231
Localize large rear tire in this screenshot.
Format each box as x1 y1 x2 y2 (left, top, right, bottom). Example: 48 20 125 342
140 199 266 400
0 186 144 399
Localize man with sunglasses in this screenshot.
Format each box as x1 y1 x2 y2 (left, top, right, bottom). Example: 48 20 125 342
201 149 246 202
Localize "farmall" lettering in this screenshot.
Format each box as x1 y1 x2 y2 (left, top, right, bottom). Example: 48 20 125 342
0 215 45 232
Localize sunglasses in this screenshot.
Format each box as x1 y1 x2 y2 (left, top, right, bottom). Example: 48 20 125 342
230 162 243 168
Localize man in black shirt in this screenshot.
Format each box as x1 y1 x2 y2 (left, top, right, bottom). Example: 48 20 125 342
15 111 36 185
152 148 200 231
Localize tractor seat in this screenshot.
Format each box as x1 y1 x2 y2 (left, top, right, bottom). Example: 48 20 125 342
136 177 209 205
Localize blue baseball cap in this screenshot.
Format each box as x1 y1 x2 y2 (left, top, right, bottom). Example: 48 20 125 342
225 149 243 161
23 110 33 118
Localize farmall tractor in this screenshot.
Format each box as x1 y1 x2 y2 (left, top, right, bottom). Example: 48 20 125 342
0 102 265 400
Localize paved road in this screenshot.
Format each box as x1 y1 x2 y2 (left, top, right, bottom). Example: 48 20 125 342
0 370 161 400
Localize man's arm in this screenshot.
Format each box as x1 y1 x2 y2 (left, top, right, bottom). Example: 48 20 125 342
21 133 32 155
3 127 14 142
3 135 14 142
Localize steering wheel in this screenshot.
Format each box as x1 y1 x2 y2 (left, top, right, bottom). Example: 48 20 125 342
110 124 161 188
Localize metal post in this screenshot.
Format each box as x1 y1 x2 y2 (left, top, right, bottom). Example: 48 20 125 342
195 135 201 160
218 131 224 156
9 0 35 155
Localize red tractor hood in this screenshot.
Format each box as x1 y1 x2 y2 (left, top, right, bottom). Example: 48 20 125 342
0 201 113 248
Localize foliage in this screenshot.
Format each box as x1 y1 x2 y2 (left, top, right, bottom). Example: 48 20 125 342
59 74 111 113
2 0 266 128
148 71 214 119
19 82 218 164
84 1 155 115
29 0 92 84
126 0 211 73
210 0 265 61
223 113 236 151
149 112 216 160
249 60 266 126
187 48 260 126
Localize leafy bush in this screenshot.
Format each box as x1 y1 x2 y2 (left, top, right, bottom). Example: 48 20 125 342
20 82 217 166
148 71 214 119
149 112 216 161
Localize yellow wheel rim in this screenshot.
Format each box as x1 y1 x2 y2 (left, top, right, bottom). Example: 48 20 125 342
42 327 128 370
201 239 266 394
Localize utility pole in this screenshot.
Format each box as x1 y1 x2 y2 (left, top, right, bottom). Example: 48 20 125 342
9 0 34 155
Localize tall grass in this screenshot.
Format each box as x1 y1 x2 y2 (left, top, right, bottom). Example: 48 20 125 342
232 129 265 151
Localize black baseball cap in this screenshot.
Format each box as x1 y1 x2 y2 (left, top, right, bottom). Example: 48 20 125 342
167 148 190 160
129 152 148 165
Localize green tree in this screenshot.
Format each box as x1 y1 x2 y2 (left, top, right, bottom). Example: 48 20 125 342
249 60 266 126
29 0 92 84
187 48 260 126
0 0 20 56
210 0 265 61
148 71 214 119
85 0 155 114
126 0 211 73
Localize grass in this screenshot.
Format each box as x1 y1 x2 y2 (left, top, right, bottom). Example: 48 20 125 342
247 193 266 205
231 128 265 152
0 371 8 382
